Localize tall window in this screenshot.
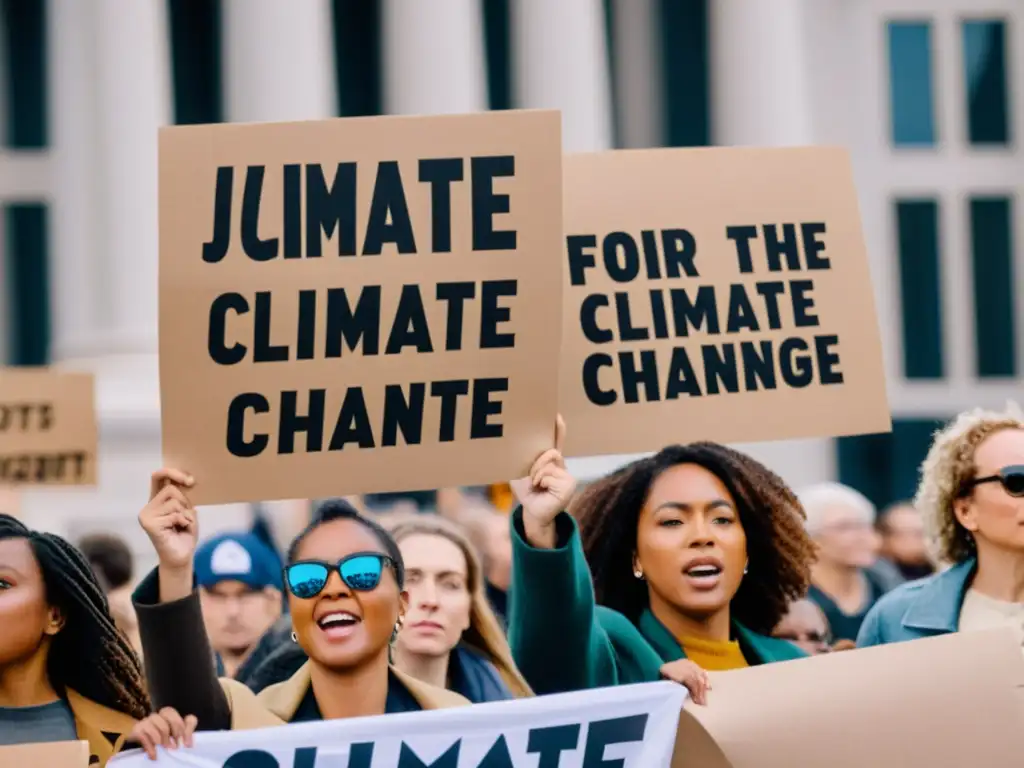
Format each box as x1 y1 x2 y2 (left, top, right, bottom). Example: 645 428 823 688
969 196 1016 377
894 199 944 379
962 19 1011 146
887 21 937 147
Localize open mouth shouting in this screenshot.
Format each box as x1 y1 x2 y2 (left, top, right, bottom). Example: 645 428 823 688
315 610 362 641
682 557 724 590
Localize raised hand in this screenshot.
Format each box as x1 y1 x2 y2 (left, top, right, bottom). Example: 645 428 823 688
128 707 197 760
138 468 197 571
511 416 577 549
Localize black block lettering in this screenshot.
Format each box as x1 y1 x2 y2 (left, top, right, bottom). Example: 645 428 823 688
241 166 277 262
670 286 719 336
480 280 516 349
763 223 800 271
790 280 819 327
527 723 581 768
253 292 288 362
477 735 515 768
640 230 661 279
567 234 597 286
754 282 785 329
619 350 659 403
779 337 814 387
329 388 375 449
419 158 463 253
222 750 279 768
472 156 516 251
740 341 778 391
398 741 460 768
801 222 830 269
582 714 648 768
665 347 702 399
278 390 325 454
471 378 507 439
726 225 757 273
364 161 417 255
282 164 301 258
815 335 844 384
296 290 317 360
436 282 475 351
326 286 381 357
580 294 613 344
208 293 249 365
431 380 470 442
726 284 760 333
614 293 648 341
662 229 698 278
386 285 433 354
306 162 357 257
582 354 616 406
382 384 426 447
702 344 740 395
603 232 640 283
226 393 269 458
202 166 232 264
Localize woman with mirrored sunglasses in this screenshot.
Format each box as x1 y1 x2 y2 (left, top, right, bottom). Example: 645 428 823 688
127 470 467 754
859 403 1024 649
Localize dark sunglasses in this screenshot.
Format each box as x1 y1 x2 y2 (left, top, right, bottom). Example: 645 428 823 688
283 552 395 599
960 465 1024 498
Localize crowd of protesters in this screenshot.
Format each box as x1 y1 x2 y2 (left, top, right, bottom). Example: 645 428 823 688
0 404 1022 764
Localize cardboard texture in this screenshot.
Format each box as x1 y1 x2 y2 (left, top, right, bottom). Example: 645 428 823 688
0 368 98 486
0 739 89 767
159 110 563 505
560 147 890 457
671 628 1024 768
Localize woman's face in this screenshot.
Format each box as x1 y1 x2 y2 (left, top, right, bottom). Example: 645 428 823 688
956 428 1024 554
635 464 748 622
773 599 831 655
288 519 406 670
0 537 62 666
396 534 472 659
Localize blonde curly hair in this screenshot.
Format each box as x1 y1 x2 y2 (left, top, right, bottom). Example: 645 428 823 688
915 402 1024 565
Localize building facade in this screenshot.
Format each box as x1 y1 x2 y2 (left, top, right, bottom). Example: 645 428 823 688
1 0 1020 545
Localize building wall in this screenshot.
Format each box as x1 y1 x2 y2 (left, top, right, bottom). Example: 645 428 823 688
0 1 1020 549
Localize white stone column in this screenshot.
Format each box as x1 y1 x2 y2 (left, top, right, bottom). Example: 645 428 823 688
511 0 614 152
223 0 336 122
710 0 815 146
611 0 665 149
382 0 488 115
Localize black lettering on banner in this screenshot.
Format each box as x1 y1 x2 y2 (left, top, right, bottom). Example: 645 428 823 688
581 714 649 768
572 224 846 409
471 156 516 251
221 749 278 768
306 162 357 257
397 740 461 768
226 393 270 457
477 735 516 768
364 161 417 255
419 158 463 253
527 723 581 768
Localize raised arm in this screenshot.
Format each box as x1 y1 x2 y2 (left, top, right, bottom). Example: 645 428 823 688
505 418 622 694
133 468 232 730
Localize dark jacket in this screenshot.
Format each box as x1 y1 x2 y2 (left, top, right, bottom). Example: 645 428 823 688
132 569 466 731
244 632 515 704
507 509 805 695
857 559 976 647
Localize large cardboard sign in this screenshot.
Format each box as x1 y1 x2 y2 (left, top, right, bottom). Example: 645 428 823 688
672 628 1024 767
560 147 890 457
159 111 563 505
0 368 97 486
0 740 89 766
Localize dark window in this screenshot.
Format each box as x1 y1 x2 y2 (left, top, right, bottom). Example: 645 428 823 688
895 200 944 379
1 0 48 147
969 196 1016 377
5 204 51 365
659 0 709 147
332 0 382 116
167 0 223 125
837 418 949 510
962 19 1010 146
888 21 937 147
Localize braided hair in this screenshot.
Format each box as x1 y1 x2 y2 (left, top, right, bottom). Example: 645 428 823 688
0 515 150 719
569 443 815 635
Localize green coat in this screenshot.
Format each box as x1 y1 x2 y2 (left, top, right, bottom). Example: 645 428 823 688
507 509 806 695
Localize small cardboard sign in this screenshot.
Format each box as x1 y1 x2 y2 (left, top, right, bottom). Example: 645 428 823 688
0 739 89 766
159 110 563 505
0 368 97 486
672 628 1024 767
560 147 890 457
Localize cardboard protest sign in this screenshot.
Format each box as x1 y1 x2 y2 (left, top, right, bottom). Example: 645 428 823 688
0 740 89 766
672 628 1024 768
159 110 563 505
560 147 890 457
0 368 97 486
109 681 685 766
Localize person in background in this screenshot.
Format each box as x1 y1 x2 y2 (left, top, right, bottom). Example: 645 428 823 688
799 483 892 643
859 404 1024 648
242 515 531 703
0 515 149 765
876 501 935 581
464 509 513 626
78 533 142 657
509 419 812 704
772 598 833 655
193 532 283 678
130 471 467 754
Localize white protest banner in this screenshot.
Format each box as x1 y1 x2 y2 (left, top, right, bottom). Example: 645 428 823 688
110 681 685 767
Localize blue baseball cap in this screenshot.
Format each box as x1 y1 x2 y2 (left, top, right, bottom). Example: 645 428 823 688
194 533 282 592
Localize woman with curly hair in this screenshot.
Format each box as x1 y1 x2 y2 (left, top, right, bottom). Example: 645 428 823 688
0 515 150 765
506 419 815 701
858 403 1024 648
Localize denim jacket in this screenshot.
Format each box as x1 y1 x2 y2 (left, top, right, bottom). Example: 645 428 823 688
856 559 976 647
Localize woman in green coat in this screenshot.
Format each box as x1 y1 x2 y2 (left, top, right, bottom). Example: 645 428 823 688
507 421 815 700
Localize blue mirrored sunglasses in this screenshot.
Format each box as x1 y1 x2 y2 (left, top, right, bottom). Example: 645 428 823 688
283 552 395 599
